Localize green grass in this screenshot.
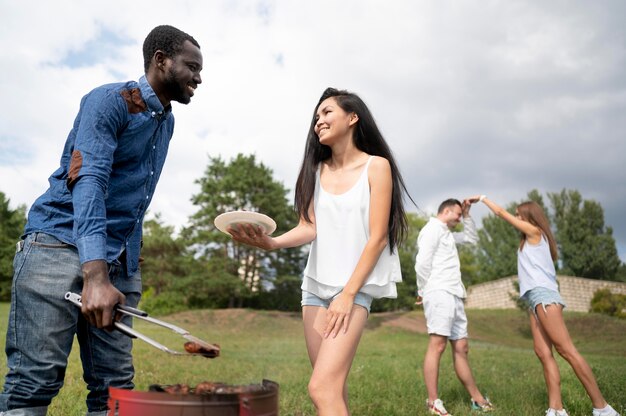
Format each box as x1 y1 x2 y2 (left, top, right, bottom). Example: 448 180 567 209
0 304 624 415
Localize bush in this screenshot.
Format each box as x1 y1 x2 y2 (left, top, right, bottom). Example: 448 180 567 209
250 275 302 311
590 288 626 318
139 289 188 316
509 280 528 311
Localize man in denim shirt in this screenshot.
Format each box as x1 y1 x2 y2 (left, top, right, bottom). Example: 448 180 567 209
0 25 203 415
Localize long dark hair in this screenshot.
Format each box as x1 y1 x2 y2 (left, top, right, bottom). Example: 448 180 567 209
294 87 413 252
517 201 558 261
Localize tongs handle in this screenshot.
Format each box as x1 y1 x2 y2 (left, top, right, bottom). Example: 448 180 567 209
117 303 148 317
64 291 138 338
66 291 170 327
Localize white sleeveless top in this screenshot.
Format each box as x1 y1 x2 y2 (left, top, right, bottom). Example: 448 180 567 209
517 235 558 297
301 156 402 299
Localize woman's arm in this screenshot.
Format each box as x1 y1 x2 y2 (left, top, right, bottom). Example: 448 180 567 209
325 156 393 337
228 202 316 250
477 195 541 242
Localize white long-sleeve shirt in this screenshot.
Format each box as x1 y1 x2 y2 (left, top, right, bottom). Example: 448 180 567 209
414 216 478 299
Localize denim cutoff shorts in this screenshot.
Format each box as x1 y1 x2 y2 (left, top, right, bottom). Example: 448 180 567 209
301 290 373 314
521 286 566 317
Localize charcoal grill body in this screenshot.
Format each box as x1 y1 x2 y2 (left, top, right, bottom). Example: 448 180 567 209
108 380 278 416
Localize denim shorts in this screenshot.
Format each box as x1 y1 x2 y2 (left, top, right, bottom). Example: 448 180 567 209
521 286 566 317
301 290 373 314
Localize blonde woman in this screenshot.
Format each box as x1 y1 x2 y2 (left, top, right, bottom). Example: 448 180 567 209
477 195 620 416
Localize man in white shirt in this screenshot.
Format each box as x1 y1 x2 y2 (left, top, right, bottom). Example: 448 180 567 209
415 198 493 415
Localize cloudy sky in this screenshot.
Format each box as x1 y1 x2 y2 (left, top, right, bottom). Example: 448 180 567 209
1 1 625 261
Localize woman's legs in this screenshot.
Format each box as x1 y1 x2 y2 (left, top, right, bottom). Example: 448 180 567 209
535 305 607 409
529 310 563 410
302 305 368 416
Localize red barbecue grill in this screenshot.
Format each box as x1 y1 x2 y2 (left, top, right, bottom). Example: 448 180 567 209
108 380 279 416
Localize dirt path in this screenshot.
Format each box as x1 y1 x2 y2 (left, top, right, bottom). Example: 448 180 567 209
372 310 428 333
169 308 429 334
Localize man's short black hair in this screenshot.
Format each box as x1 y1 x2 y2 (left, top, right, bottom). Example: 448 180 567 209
143 25 200 72
437 198 462 214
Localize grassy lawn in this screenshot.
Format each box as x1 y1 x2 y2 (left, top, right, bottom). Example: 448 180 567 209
0 304 624 415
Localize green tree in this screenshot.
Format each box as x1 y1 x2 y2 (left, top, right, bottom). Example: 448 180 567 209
548 189 621 280
140 255 246 315
458 244 481 286
141 214 188 295
250 274 303 311
183 154 304 307
615 263 626 282
0 192 27 300
177 256 248 310
373 212 427 312
475 202 519 281
140 214 248 314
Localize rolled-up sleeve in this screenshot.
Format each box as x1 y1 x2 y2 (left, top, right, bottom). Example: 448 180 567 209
453 216 478 246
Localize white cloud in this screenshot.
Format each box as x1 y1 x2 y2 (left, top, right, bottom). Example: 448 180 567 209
1 0 625 261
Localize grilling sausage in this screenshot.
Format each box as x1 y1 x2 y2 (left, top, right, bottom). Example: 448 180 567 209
184 341 220 358
163 384 190 394
194 381 223 394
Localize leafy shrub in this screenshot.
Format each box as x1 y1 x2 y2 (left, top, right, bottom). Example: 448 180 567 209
249 275 302 311
590 288 626 318
139 289 188 316
509 280 528 311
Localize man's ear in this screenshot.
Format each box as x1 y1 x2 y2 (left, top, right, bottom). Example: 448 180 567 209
153 50 168 72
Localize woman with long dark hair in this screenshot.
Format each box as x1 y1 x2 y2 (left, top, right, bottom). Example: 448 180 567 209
229 87 412 415
477 196 620 416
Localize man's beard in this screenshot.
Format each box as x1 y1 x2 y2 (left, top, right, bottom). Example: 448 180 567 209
165 69 191 105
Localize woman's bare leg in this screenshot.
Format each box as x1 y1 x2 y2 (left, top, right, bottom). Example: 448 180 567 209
302 305 368 416
535 305 607 409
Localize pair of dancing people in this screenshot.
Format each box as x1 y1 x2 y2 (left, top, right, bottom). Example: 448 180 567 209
415 195 620 416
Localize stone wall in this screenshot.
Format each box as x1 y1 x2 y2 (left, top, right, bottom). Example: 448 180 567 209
465 276 518 310
465 275 626 312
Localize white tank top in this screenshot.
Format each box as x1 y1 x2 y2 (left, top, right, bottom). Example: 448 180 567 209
301 156 402 299
517 235 558 297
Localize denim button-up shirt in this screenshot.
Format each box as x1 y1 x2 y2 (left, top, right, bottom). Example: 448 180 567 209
25 75 174 277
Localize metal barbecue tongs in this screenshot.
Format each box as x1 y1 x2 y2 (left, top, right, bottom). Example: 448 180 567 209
65 292 220 358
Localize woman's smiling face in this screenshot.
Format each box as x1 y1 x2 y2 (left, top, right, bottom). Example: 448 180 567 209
314 97 357 145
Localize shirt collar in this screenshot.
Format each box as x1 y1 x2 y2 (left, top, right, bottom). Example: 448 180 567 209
138 75 172 116
431 217 449 230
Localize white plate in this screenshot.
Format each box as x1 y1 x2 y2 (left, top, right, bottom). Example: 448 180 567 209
214 211 277 235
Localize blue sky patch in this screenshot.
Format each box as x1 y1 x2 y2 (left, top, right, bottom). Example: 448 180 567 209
274 53 284 67
0 137 32 166
60 28 133 69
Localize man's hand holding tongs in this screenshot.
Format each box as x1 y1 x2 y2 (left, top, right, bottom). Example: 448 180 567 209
81 260 126 329
66 291 220 357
